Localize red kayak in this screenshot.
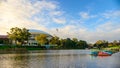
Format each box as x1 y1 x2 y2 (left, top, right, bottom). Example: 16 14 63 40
98 51 112 56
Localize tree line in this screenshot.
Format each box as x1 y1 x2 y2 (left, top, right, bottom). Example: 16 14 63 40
35 35 88 49
7 27 120 49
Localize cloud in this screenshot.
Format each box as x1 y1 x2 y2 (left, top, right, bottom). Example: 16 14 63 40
50 10 120 43
79 12 96 19
102 10 120 19
0 0 66 34
52 18 66 24
79 12 90 19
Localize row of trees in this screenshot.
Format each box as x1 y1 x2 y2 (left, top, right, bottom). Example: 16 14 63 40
35 34 88 49
35 34 120 49
93 40 120 49
7 27 88 49
7 27 120 49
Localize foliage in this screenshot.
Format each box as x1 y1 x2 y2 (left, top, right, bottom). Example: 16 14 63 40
58 38 88 49
35 34 48 45
113 40 118 46
49 36 60 45
76 40 88 49
7 27 31 45
5 27 120 50
63 38 74 49
94 40 108 49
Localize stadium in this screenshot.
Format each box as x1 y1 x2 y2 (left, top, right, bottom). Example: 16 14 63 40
0 29 52 46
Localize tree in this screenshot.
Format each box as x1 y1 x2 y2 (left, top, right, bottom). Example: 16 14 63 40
72 38 78 45
94 40 108 49
113 40 118 46
35 34 48 45
19 28 31 45
49 36 60 46
59 39 66 48
63 38 74 49
7 27 31 45
76 40 88 49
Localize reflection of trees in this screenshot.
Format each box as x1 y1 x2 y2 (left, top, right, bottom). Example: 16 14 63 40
0 54 30 68
30 51 60 68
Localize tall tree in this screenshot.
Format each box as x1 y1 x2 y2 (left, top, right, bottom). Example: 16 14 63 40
19 28 31 45
7 27 31 45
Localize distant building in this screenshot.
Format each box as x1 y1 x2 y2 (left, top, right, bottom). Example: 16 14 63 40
0 29 53 46
0 35 9 45
28 29 53 46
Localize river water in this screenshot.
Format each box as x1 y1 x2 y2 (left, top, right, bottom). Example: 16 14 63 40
0 50 120 68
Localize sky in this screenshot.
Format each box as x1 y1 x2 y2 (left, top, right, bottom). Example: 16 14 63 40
0 0 120 43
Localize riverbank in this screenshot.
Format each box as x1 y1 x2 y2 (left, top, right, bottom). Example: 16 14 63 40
0 45 87 50
0 45 119 53
91 46 120 53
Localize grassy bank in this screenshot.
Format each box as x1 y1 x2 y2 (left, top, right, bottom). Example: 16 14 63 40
0 45 119 52
91 46 120 53
0 45 46 50
0 44 88 50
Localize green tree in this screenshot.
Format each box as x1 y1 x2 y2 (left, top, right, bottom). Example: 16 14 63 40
113 40 118 46
35 34 48 45
72 38 78 46
94 40 108 49
59 39 66 48
76 40 88 49
63 38 74 49
7 27 31 45
49 36 60 46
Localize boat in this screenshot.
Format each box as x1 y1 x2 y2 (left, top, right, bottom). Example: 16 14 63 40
91 50 113 56
91 51 99 56
98 51 112 56
103 50 113 54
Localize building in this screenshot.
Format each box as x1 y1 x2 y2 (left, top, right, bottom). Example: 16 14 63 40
0 29 52 46
0 35 9 45
28 29 53 46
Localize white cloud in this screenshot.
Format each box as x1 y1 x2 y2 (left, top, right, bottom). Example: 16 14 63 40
79 12 96 19
0 0 65 34
52 18 66 24
102 10 120 19
49 10 120 43
79 12 90 19
96 22 116 31
47 10 120 43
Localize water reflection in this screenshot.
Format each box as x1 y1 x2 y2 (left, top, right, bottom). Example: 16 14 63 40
0 54 29 68
0 50 119 68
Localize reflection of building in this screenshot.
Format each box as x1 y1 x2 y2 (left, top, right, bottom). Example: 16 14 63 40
0 29 52 46
28 29 52 46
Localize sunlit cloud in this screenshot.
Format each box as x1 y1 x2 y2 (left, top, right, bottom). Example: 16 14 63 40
0 0 65 34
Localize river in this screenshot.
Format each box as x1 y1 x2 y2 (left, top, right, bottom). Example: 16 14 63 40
0 50 120 68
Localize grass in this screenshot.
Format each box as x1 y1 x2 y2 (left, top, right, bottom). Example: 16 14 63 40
0 45 45 50
0 44 120 52
91 46 120 53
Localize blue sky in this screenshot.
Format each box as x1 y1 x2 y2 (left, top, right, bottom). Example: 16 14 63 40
0 0 120 43
58 0 120 15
